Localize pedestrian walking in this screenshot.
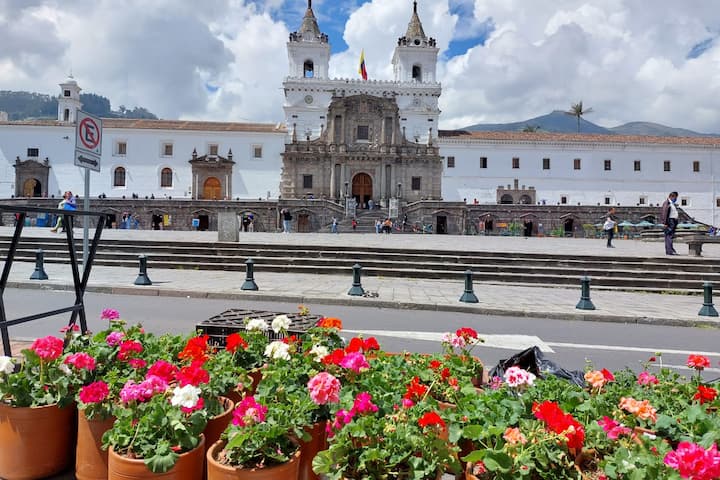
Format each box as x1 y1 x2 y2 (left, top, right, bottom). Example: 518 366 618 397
603 207 617 248
50 190 76 232
375 219 381 234
351 218 358 231
331 217 338 234
402 213 408 232
660 191 679 255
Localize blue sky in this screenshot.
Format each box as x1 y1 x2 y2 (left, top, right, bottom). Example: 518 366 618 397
2 1 720 132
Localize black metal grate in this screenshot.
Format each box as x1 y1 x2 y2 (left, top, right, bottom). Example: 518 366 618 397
196 308 323 347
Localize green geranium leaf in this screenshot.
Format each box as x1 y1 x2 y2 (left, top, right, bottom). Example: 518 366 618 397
145 449 179 474
483 451 512 473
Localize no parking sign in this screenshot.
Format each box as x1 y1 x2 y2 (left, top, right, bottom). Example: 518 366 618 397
75 111 102 172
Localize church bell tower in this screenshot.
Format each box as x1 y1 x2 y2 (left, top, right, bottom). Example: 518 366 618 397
57 76 82 124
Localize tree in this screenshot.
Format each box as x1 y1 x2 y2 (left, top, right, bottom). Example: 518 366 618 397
565 101 593 132
522 124 541 132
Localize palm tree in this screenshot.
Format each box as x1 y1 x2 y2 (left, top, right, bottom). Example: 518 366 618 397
565 101 593 132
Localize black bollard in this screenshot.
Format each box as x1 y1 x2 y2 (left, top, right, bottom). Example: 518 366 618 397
241 258 259 291
348 263 365 296
134 255 152 285
29 249 49 280
698 282 719 317
575 276 596 310
459 269 479 303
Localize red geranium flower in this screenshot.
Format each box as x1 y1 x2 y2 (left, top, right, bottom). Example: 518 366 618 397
225 333 248 353
418 411 446 430
687 354 711 371
30 336 64 361
363 337 380 351
176 360 210 386
601 368 615 382
456 327 478 340
346 337 364 353
403 376 429 401
178 335 211 363
533 400 585 450
117 339 143 361
429 359 442 370
322 348 346 366
147 360 179 383
317 317 343 330
694 385 718 405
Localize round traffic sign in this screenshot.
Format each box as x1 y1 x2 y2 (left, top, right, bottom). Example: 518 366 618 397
78 117 101 151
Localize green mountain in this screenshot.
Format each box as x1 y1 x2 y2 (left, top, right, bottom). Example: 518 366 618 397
0 90 157 121
462 111 719 137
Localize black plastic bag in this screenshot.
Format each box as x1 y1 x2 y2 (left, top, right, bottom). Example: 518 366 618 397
488 346 586 387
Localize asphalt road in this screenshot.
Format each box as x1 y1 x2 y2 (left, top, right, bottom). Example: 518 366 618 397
3 288 719 381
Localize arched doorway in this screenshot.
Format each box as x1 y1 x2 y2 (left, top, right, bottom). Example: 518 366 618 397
500 194 514 204
22 178 41 197
352 173 373 209
203 177 221 200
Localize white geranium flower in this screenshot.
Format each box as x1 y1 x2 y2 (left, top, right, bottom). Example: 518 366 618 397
264 341 291 361
171 385 202 409
0 356 14 375
245 318 268 332
271 315 291 333
58 364 72 376
309 344 329 362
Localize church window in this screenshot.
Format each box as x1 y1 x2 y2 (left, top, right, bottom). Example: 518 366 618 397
680 197 688 207
716 198 720 208
303 175 313 189
693 161 700 172
480 157 488 169
303 60 314 78
512 157 520 169
253 145 263 158
357 125 369 141
639 196 647 205
162 143 173 157
160 168 173 188
412 65 422 81
560 196 568 204
208 144 219 156
64 109 70 122
63 90 71 97
334 115 342 142
447 156 455 168
113 167 126 187
27 148 39 158
573 158 581 170
115 141 127 156
604 196 611 205
411 176 421 190
542 158 550 170
604 159 612 171
663 160 671 172
634 160 641 171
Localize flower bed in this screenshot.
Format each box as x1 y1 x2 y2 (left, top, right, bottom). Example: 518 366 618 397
0 309 719 479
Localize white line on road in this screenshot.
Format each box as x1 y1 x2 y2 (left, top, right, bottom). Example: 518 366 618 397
546 342 720 358
343 330 554 353
659 364 720 374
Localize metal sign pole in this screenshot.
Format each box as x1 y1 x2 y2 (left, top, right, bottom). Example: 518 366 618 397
83 168 90 266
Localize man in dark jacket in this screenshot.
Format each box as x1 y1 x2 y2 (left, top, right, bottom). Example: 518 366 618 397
659 191 679 255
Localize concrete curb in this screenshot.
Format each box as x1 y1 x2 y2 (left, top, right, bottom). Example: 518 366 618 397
6 279 720 330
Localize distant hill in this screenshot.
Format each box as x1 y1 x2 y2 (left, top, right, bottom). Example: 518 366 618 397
0 90 157 121
463 111 718 137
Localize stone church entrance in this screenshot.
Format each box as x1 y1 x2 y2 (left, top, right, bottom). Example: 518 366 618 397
352 173 373 208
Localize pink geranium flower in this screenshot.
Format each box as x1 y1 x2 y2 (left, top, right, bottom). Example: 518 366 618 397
339 352 370 373
351 392 378 415
79 381 110 404
147 360 179 383
504 366 536 388
637 371 659 386
619 397 658 423
105 331 125 346
64 352 96 370
232 396 268 427
30 336 64 361
117 340 143 361
101 308 120 321
664 441 720 480
597 416 631 440
307 372 341 405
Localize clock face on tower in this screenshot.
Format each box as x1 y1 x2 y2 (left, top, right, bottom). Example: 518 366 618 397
304 95 313 104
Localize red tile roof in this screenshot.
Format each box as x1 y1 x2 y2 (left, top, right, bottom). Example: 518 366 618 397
438 130 720 146
0 118 286 133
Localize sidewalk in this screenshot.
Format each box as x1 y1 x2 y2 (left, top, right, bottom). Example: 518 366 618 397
3 231 719 328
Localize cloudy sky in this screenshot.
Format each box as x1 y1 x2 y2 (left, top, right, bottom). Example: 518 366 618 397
2 0 719 132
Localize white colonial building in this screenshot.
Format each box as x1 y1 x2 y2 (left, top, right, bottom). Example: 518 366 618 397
1 0 720 227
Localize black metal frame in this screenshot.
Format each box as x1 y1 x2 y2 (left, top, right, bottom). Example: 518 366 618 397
0 205 108 356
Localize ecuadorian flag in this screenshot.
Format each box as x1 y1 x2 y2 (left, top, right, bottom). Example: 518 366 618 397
358 49 368 80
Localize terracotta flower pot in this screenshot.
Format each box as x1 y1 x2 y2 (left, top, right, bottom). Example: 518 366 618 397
204 397 235 456
76 408 116 480
298 421 327 480
0 402 76 480
206 439 301 480
226 369 264 404
108 435 205 480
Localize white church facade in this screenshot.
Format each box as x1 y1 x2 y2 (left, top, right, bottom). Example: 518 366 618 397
1 1 720 228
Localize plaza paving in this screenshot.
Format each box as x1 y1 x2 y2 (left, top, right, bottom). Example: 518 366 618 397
2 226 719 329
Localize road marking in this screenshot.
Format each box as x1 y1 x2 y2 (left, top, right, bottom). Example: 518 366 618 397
659 364 720 374
343 329 554 353
546 342 720 358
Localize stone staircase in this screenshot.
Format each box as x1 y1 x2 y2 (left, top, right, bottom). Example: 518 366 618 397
2 235 720 292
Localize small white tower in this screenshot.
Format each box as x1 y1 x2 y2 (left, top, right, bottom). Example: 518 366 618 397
286 0 330 79
392 1 439 83
57 76 82 123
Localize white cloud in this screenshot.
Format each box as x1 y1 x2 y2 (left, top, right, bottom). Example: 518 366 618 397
0 0 719 133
